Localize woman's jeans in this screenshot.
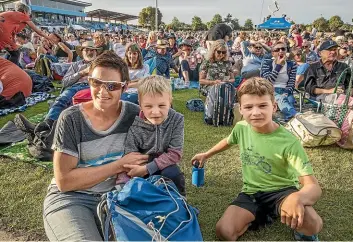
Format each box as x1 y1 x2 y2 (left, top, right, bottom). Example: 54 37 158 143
43 165 185 241
274 87 297 120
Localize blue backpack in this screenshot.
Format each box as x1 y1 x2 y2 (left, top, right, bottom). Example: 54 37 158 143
98 176 203 241
186 99 205 112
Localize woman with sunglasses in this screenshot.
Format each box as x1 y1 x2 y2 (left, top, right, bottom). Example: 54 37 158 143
302 41 319 64
240 39 271 79
42 51 149 241
261 42 298 121
122 43 150 104
199 40 234 93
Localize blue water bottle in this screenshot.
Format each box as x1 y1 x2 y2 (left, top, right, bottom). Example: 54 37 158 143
192 161 205 187
170 78 175 91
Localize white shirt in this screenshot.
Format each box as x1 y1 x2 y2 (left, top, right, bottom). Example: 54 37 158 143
22 42 35 52
0 81 3 94
113 43 126 58
272 61 289 88
126 64 150 94
67 40 80 46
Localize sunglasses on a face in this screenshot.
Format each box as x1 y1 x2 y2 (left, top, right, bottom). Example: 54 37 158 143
273 47 286 52
88 77 126 92
302 46 309 48
253 46 262 50
216 50 227 55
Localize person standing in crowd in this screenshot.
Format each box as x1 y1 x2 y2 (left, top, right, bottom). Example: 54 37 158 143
0 2 55 65
199 39 234 93
123 43 150 104
304 40 350 101
261 41 298 121
302 41 319 63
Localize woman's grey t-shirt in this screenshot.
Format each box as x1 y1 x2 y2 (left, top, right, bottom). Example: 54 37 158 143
50 101 140 194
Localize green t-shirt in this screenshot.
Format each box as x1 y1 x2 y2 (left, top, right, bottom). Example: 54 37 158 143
227 121 313 194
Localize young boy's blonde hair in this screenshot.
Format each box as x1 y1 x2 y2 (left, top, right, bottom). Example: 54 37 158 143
138 76 172 100
237 77 275 104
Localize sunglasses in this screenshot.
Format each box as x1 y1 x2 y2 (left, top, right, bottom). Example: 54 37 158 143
302 46 309 48
273 47 286 52
182 48 192 52
216 50 227 55
88 77 126 92
254 46 262 50
341 47 348 50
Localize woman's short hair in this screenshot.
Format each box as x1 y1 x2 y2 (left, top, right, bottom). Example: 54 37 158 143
89 50 130 83
137 76 172 99
15 2 30 14
237 77 275 104
124 43 143 69
147 31 156 44
207 39 229 63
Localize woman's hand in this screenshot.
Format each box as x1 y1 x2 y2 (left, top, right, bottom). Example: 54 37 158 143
124 164 148 177
119 152 149 167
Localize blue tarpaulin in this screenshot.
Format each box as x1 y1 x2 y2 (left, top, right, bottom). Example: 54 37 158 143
257 17 291 30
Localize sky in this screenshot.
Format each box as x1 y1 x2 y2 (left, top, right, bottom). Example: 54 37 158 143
84 0 353 25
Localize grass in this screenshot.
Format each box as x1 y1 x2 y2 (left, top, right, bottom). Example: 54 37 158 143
1 89 353 240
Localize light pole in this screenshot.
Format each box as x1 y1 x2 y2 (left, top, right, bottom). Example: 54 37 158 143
155 0 158 31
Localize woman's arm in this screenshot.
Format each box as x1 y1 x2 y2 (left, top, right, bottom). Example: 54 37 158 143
26 21 49 39
54 152 148 192
57 42 73 62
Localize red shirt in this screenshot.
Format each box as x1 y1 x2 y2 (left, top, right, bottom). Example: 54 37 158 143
0 11 30 50
0 58 32 99
293 34 303 48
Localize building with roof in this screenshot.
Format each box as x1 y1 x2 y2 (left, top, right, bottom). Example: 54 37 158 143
1 0 91 24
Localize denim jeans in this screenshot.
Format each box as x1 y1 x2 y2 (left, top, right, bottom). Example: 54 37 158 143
152 164 186 196
274 87 297 120
43 188 104 241
46 83 89 121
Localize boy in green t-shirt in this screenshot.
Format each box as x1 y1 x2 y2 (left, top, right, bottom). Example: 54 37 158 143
191 77 323 241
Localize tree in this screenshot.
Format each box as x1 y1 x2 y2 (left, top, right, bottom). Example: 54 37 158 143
224 13 232 23
329 15 344 31
191 16 207 31
138 6 163 30
231 18 241 30
206 14 223 30
169 17 182 31
312 17 329 32
340 23 353 31
244 19 254 30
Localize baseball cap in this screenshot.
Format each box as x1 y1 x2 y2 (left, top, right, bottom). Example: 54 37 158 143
319 40 338 51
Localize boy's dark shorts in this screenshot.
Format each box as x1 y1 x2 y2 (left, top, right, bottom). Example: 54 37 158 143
231 186 298 225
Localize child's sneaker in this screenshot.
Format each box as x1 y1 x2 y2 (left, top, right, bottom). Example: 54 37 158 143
293 231 319 241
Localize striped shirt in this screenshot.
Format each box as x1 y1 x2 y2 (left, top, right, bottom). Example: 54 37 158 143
50 101 139 194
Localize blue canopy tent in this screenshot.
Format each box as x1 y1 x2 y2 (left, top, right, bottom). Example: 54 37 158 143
257 17 291 30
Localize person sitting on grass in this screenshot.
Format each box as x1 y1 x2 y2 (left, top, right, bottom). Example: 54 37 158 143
42 51 149 241
14 41 102 144
261 41 298 121
116 76 185 195
191 77 323 241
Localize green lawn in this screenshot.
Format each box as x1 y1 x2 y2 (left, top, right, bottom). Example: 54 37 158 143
0 89 353 240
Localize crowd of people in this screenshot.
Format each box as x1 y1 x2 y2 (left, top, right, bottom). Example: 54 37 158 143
2 1 353 241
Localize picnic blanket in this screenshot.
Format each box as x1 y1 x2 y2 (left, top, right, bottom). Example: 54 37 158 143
0 92 55 116
0 113 52 168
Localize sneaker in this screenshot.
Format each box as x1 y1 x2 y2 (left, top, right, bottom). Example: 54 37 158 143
293 231 319 241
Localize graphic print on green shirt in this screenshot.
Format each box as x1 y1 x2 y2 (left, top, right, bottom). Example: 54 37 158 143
227 121 313 194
